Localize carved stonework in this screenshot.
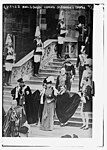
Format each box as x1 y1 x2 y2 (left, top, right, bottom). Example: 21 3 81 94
11 40 57 82
11 59 33 82
40 42 56 69
64 42 78 58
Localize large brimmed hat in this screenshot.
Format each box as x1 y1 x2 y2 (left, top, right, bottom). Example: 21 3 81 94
46 76 54 84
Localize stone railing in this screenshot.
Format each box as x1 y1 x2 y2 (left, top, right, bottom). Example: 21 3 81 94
11 39 57 82
40 39 57 69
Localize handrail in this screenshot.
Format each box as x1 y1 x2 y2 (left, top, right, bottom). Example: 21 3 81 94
13 39 57 67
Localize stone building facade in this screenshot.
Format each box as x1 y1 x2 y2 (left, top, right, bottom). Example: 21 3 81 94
3 4 93 62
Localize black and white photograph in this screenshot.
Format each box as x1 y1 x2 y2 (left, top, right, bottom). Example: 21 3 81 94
0 0 106 149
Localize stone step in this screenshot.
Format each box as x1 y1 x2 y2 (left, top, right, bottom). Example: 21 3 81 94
38 72 79 80
54 120 92 128
44 65 78 74
39 68 61 74
33 73 79 80
30 77 79 84
54 116 92 123
49 62 64 66
53 58 77 63
39 69 79 79
37 72 60 77
49 61 77 67
44 65 62 70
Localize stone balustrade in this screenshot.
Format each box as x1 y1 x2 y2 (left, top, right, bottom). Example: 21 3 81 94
11 32 78 83
11 39 57 82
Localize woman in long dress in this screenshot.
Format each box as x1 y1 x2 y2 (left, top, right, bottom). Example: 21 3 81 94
40 76 57 131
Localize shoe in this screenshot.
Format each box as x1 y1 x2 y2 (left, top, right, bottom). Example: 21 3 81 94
64 121 68 126
83 127 89 130
34 74 38 77
60 123 65 127
80 125 86 129
78 90 81 92
60 122 68 127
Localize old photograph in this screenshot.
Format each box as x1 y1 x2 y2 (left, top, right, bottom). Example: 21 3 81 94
1 1 105 149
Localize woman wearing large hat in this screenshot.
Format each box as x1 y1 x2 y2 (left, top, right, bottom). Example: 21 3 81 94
40 76 58 131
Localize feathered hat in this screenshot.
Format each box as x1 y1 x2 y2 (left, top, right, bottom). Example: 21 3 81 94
46 76 55 84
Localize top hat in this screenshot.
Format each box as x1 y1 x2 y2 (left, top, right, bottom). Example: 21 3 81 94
17 78 24 83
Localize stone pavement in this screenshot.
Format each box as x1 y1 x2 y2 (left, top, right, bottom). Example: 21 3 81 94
28 124 92 138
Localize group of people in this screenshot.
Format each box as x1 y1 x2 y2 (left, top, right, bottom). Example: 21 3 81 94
77 53 93 130
75 15 94 130
2 73 81 136
3 51 93 136
3 15 94 136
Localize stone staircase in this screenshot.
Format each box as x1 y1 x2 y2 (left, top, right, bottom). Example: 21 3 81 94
3 57 92 128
